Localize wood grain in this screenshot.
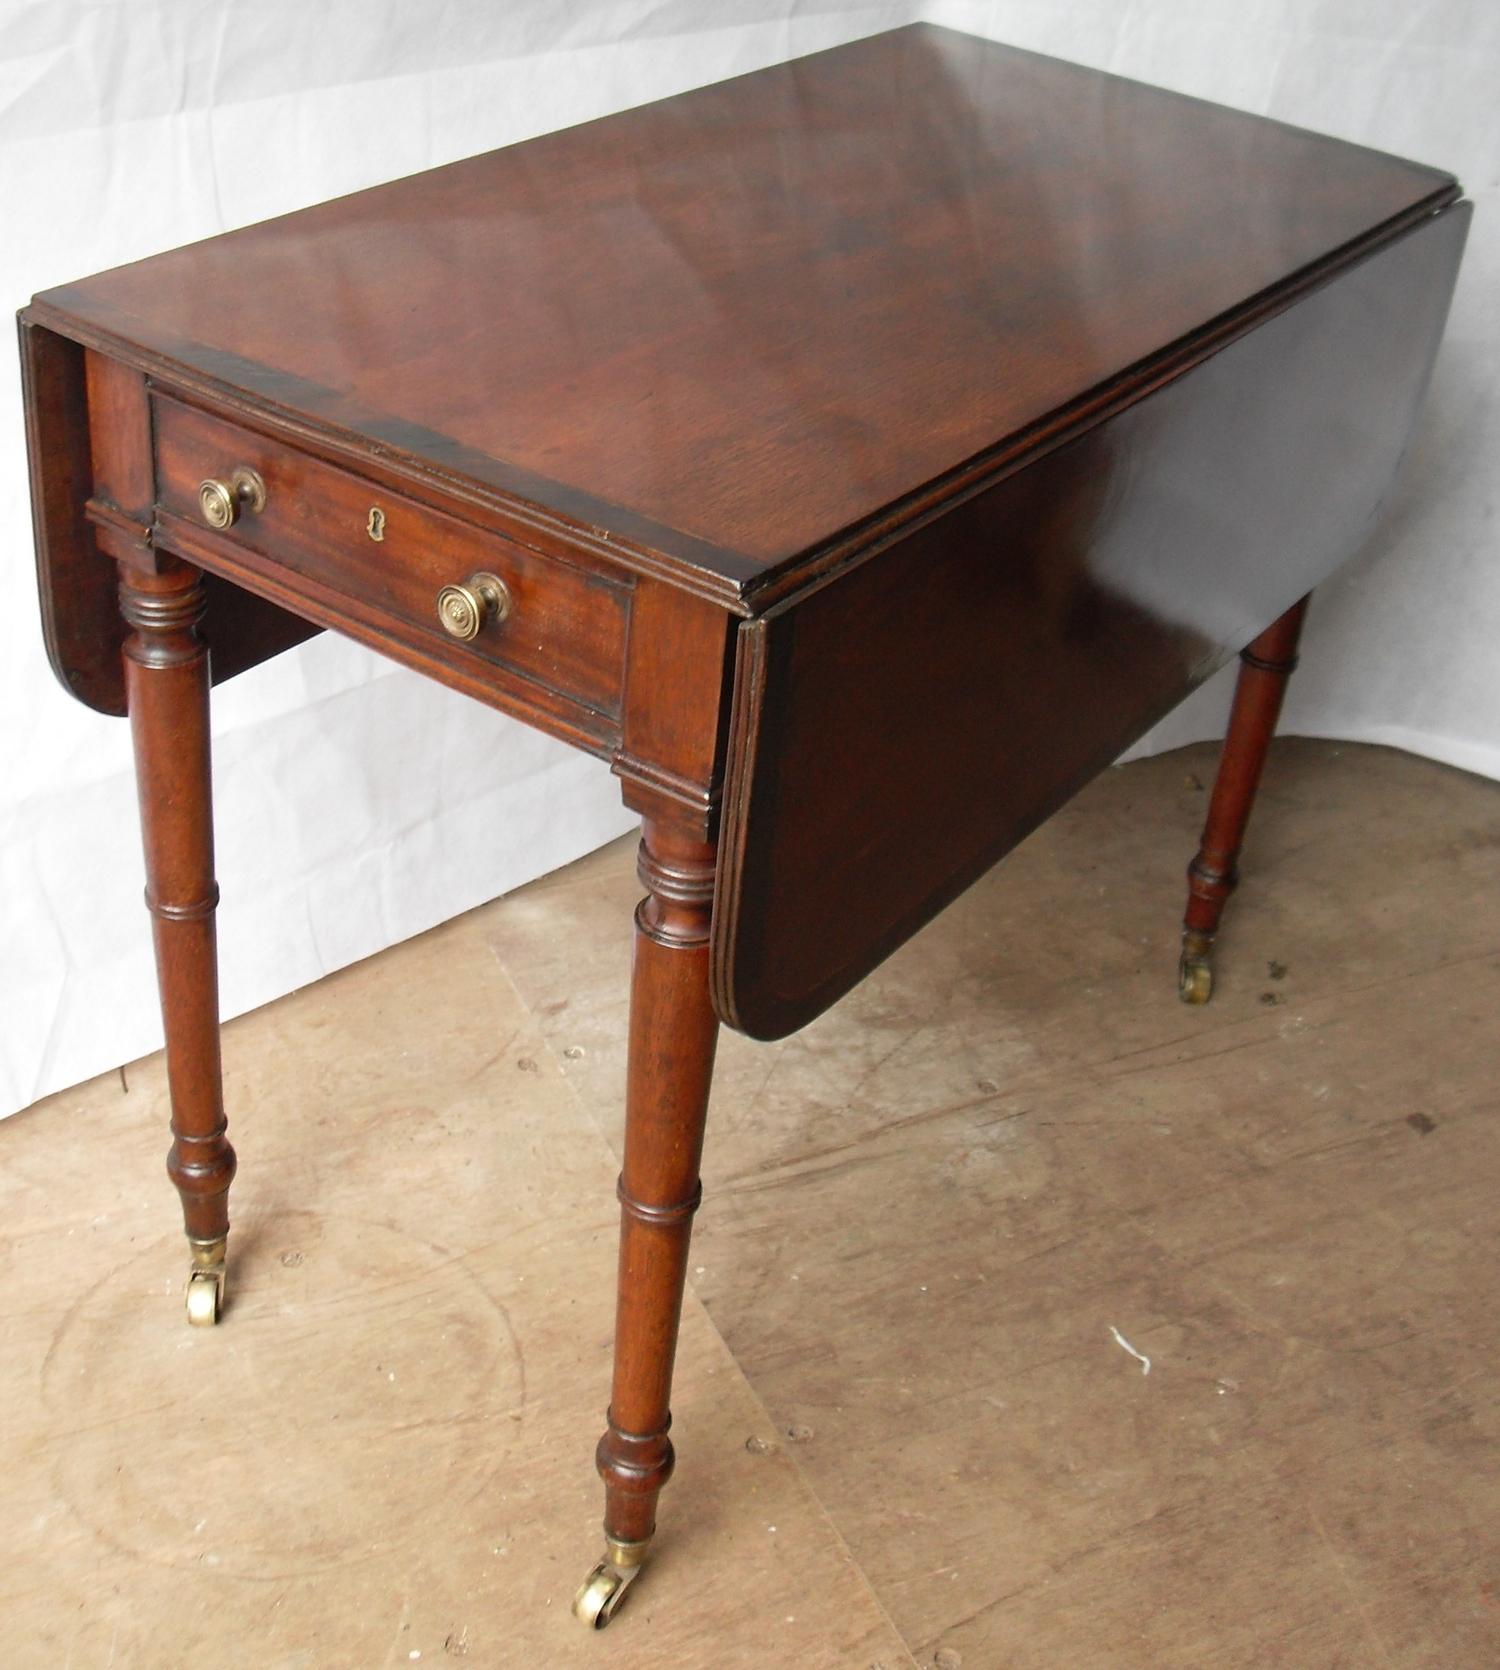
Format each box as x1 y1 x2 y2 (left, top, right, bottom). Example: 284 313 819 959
120 561 236 1248
1180 597 1311 982
153 392 633 727
595 821 720 1550
25 25 1456 602
11 24 1475 1640
713 202 1469 1038
18 320 127 712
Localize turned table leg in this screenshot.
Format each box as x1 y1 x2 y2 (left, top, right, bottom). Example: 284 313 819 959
1179 594 1310 1003
121 560 236 1325
574 819 719 1628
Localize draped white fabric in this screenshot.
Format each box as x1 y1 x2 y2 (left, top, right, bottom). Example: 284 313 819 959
2 1 1493 1117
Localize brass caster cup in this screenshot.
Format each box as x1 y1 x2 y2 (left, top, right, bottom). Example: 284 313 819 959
1175 941 1209 1002
185 1238 227 1327
572 1537 650 1629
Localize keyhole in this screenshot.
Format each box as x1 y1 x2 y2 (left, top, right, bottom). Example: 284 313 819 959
367 506 386 542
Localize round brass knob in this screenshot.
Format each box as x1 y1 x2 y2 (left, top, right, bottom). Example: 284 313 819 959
198 467 266 530
437 571 512 641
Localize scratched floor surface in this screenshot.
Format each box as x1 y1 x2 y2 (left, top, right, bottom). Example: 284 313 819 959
3 740 1497 1667
0 910 908 1668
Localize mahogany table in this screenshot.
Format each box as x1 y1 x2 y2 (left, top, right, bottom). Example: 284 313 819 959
19 24 1467 1629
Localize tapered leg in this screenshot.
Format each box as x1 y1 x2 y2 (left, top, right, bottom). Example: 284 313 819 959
1179 595 1310 1003
121 560 237 1324
574 819 719 1628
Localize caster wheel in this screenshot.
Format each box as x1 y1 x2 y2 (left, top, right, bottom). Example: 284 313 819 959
184 1237 227 1327
185 1268 222 1326
572 1537 649 1629
1178 955 1213 1005
573 1560 635 1629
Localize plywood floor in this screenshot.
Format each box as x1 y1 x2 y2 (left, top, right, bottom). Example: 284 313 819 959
3 740 1497 1669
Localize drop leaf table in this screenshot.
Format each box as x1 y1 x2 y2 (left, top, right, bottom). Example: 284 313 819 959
19 24 1467 1629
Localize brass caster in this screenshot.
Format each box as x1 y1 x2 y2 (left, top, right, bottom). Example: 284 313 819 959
1178 928 1215 1005
185 1238 227 1327
1178 955 1213 1005
572 1537 649 1630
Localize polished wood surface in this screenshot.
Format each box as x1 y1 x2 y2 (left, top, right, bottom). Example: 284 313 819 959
154 392 634 739
595 822 720 1553
713 202 1469 1039
16 20 1470 1633
18 319 120 711
1180 597 1311 999
20 320 320 716
27 25 1453 611
121 561 237 1253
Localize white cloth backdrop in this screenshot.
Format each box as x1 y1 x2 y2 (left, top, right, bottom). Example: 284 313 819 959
2 1 1495 1118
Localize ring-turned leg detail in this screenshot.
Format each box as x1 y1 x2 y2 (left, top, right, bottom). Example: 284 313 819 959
1180 594 1309 1003
122 561 237 1324
573 820 719 1628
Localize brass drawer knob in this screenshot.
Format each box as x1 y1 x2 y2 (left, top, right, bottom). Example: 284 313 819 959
198 467 267 530
437 571 512 641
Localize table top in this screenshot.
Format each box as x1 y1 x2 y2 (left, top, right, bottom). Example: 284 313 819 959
31 24 1454 609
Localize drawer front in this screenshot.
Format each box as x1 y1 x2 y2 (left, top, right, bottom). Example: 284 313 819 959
153 394 630 723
